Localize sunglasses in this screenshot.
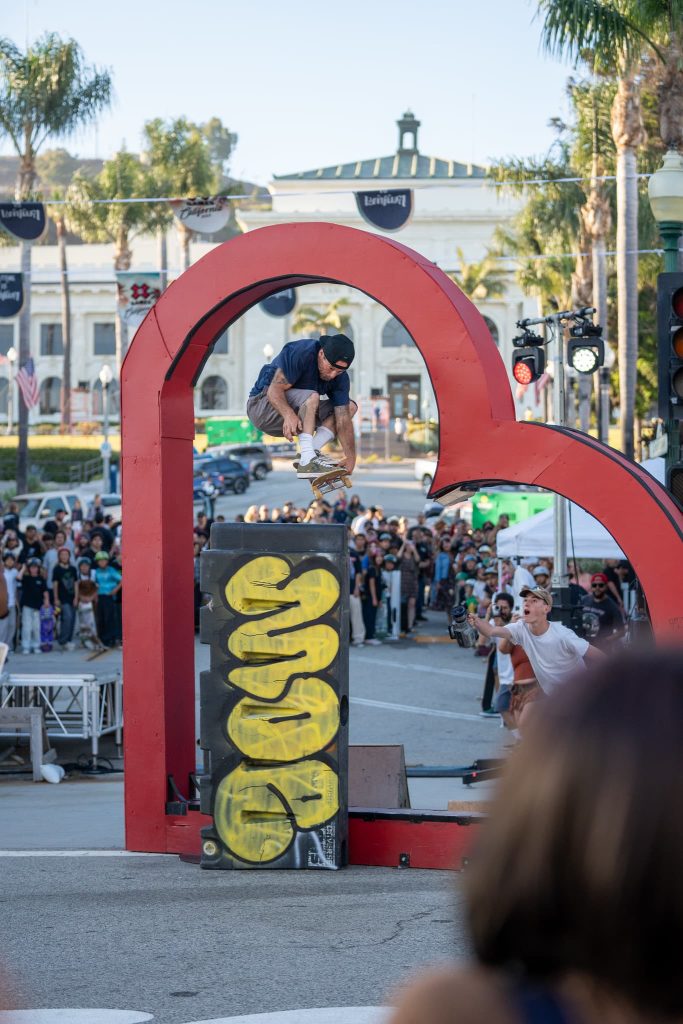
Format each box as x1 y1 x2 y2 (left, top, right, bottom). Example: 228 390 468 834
591 583 606 588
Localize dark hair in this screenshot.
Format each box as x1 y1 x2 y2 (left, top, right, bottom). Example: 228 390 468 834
494 592 513 608
466 648 683 1015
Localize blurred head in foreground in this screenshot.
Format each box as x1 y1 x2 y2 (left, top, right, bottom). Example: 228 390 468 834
466 647 683 1016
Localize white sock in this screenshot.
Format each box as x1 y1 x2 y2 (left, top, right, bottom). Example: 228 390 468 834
312 426 334 451
299 433 316 463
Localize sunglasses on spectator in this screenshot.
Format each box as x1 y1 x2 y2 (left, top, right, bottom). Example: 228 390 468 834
591 583 606 588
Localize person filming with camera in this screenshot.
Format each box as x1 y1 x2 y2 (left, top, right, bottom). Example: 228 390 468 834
469 585 604 694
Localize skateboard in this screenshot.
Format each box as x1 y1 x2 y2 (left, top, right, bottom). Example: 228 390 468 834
309 467 352 500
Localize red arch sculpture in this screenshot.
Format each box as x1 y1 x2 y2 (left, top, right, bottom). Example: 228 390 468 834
121 222 683 853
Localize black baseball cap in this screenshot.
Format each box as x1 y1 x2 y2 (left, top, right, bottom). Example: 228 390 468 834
320 334 355 368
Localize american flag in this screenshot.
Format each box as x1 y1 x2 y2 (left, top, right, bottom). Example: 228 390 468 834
16 357 39 409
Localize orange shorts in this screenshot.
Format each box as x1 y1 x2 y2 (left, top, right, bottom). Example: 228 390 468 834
509 680 544 717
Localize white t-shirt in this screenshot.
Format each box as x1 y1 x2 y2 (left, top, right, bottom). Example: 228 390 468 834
489 618 514 687
3 566 18 606
505 619 589 693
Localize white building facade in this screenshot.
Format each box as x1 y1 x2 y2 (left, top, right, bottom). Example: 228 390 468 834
0 113 540 427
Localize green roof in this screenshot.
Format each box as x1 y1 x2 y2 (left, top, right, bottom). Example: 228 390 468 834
274 153 486 181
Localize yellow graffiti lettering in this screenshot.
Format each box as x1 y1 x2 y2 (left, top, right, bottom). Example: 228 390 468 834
214 759 339 864
227 624 338 698
227 676 340 762
225 556 339 620
224 556 340 698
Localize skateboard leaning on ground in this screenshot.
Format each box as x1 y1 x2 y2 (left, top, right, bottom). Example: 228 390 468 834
308 466 353 500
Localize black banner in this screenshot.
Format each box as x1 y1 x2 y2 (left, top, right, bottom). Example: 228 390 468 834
0 202 46 241
260 288 296 317
0 273 23 317
355 189 412 232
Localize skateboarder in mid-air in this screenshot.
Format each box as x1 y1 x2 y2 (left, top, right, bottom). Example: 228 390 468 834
247 334 357 479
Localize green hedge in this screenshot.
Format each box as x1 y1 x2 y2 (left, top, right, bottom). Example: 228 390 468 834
0 447 116 484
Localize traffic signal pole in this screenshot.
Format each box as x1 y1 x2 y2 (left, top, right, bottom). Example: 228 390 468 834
549 313 569 599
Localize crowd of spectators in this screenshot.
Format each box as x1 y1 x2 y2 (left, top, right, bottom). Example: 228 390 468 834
0 494 121 654
0 483 637 660
192 491 639 652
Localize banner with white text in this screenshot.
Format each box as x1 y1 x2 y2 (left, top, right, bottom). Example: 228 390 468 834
355 189 413 232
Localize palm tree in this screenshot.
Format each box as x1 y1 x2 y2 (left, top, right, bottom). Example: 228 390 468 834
67 150 165 370
0 33 112 490
142 118 219 272
536 0 683 457
446 247 508 302
292 297 352 335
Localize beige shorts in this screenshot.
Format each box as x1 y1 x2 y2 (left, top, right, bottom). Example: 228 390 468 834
246 387 335 436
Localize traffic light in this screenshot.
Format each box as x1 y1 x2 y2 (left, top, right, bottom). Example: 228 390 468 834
668 462 683 505
512 347 545 384
657 272 683 421
511 330 545 384
568 321 604 373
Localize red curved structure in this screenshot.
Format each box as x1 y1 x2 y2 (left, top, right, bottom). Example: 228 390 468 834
121 222 683 852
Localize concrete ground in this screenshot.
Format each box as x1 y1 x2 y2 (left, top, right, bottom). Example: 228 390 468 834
0 463 503 1023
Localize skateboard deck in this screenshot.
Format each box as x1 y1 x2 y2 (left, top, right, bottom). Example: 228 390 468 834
309 467 352 500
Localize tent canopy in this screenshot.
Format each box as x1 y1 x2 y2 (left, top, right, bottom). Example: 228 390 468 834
496 503 625 559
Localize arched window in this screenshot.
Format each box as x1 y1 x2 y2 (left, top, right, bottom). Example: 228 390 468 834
212 329 229 354
200 375 228 410
92 378 120 416
483 316 499 347
39 377 61 415
381 317 414 348
0 378 7 416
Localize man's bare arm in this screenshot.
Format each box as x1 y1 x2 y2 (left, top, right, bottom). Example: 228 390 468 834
266 369 301 440
584 644 606 661
334 405 356 472
469 614 513 642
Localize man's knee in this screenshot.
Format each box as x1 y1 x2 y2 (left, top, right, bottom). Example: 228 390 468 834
299 392 320 413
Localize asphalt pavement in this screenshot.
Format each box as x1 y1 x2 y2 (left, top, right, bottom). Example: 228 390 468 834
0 461 504 1024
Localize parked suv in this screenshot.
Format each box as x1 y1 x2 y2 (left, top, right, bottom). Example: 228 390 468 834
193 457 249 495
208 443 273 480
12 490 84 529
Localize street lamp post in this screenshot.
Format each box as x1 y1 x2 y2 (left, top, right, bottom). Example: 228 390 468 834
648 150 683 488
99 364 113 490
6 346 17 436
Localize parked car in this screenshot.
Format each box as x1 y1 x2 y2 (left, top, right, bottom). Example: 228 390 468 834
206 443 273 480
12 490 85 530
414 458 437 495
193 458 249 496
88 493 123 520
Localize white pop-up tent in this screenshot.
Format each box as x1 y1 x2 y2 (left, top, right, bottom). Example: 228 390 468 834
496 504 625 559
495 457 664 559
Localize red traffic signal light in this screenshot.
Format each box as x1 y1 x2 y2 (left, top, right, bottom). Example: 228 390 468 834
512 347 545 385
657 274 683 421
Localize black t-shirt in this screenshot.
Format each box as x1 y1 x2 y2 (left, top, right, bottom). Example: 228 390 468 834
20 574 48 609
414 540 433 575
19 540 44 565
581 594 623 646
364 563 384 600
350 551 365 591
90 525 115 551
53 564 78 604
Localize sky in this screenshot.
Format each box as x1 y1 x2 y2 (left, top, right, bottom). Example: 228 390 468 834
0 0 578 186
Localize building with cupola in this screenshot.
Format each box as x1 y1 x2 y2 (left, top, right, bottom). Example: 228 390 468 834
0 112 538 427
